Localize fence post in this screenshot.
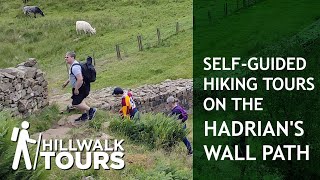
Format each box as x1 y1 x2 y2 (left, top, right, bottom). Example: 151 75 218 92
137 36 140 51
115 44 122 60
176 22 180 33
157 28 161 45
137 35 143 51
140 35 143 51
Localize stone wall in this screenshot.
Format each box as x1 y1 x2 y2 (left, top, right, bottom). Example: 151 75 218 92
0 59 49 116
51 79 193 114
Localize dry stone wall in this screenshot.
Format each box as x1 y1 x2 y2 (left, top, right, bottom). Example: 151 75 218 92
51 79 193 114
0 59 49 116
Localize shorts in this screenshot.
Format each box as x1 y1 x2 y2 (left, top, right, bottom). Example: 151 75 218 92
130 108 139 119
71 83 90 105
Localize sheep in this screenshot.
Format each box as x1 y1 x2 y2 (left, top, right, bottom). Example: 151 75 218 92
76 21 96 35
23 6 44 18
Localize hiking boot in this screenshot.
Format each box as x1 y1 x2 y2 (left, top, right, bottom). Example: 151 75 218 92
88 108 97 120
75 113 88 121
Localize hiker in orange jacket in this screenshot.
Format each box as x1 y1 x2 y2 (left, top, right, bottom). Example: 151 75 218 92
112 87 139 120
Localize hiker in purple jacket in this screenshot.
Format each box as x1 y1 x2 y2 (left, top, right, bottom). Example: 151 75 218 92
167 96 193 155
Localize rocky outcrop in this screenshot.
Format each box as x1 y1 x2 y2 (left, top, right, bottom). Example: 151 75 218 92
0 59 49 116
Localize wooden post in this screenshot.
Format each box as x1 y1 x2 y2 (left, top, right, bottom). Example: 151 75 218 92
115 44 121 60
137 35 143 51
157 28 161 45
139 35 143 51
176 22 180 33
137 36 139 51
137 36 140 51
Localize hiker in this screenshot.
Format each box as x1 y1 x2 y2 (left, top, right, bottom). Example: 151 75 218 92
112 87 139 120
62 51 97 121
167 96 193 155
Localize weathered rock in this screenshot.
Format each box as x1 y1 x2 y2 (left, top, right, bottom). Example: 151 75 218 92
82 176 94 180
15 84 22 91
2 72 15 79
35 69 44 77
35 127 71 140
51 79 193 115
17 58 37 67
0 82 12 92
25 67 37 79
0 59 48 117
18 100 28 112
2 68 18 76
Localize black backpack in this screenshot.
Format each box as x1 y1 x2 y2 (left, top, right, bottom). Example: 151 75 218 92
71 56 96 83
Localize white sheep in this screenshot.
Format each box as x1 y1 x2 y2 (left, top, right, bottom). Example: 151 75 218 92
76 21 96 35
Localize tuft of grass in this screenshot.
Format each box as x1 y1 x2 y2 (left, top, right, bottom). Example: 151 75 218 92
26 104 62 134
109 113 188 150
24 109 193 180
88 110 112 131
133 160 192 180
0 111 45 180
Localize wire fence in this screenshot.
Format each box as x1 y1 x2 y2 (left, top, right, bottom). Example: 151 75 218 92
110 15 193 60
93 0 263 61
194 0 265 30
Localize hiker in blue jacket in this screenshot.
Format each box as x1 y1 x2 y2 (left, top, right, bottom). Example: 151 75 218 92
167 96 193 155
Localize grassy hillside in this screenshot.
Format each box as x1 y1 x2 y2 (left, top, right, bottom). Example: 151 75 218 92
0 0 192 95
0 107 194 180
194 0 320 179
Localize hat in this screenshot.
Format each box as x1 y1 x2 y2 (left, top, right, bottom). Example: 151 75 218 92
112 87 124 95
166 96 176 103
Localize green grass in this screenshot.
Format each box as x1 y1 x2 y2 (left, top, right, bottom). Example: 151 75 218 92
0 105 62 180
109 113 189 150
34 110 194 180
0 1 194 178
195 0 320 60
0 107 193 180
194 0 320 179
0 0 192 96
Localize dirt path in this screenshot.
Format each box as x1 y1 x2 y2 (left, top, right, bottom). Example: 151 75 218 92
32 113 114 142
32 114 83 140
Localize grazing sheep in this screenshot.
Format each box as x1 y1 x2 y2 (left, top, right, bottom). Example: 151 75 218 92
23 6 45 18
76 21 96 35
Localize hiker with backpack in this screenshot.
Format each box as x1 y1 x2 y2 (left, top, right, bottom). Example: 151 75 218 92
167 96 193 155
62 51 97 121
112 87 140 120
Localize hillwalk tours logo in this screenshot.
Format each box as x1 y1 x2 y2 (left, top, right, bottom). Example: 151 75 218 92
11 121 125 170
